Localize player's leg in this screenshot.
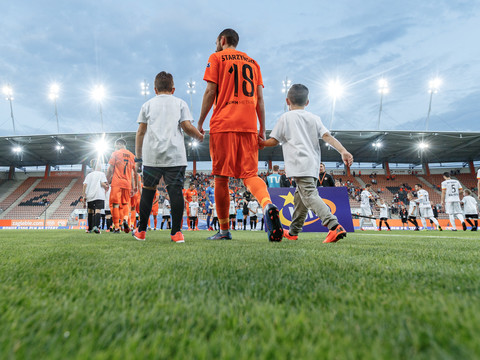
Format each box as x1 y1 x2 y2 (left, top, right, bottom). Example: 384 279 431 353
214 176 230 233
378 219 383 231
136 167 160 237
455 207 466 230
385 220 391 230
289 187 309 237
163 166 186 241
87 204 94 232
420 217 428 230
430 217 441 230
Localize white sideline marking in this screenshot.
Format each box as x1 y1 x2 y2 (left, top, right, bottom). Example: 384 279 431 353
354 232 479 240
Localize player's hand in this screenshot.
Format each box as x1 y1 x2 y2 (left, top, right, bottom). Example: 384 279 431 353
198 133 204 143
130 189 135 197
197 123 205 135
258 131 266 150
342 151 354 167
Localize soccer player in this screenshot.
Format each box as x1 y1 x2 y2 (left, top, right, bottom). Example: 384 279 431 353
399 205 408 230
257 205 264 231
441 172 466 231
83 159 109 233
205 180 215 230
407 192 420 231
261 84 353 242
184 183 198 231
359 184 375 231
150 189 159 230
188 195 200 231
317 163 335 187
377 198 391 231
106 138 137 233
130 173 142 229
161 195 171 230
229 196 236 230
211 203 218 231
132 71 203 242
461 189 478 231
197 28 283 242
267 165 281 188
414 184 442 231
248 198 259 230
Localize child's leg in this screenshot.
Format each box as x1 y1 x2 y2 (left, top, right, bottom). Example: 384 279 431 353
385 220 391 230
289 187 309 236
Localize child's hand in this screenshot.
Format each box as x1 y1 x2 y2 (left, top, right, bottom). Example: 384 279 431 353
341 151 353 167
258 136 265 150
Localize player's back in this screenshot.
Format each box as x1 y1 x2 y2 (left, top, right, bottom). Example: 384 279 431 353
442 179 461 202
204 49 262 133
109 149 135 189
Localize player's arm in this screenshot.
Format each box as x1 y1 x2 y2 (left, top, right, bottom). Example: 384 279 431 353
135 123 147 173
101 181 109 191
82 183 87 207
181 121 204 142
256 85 266 140
441 188 446 204
197 81 217 134
106 164 114 183
322 132 353 167
261 136 280 148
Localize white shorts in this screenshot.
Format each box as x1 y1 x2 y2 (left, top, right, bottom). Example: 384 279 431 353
361 206 372 217
445 202 462 215
419 206 434 218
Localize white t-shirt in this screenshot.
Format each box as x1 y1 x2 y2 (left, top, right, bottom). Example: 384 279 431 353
270 109 329 178
379 203 388 218
416 189 431 208
137 94 193 167
463 195 478 215
248 200 259 215
229 200 236 215
83 171 107 202
189 201 199 217
104 187 111 211
162 199 171 216
441 179 462 202
360 190 372 207
256 207 263 217
211 203 217 218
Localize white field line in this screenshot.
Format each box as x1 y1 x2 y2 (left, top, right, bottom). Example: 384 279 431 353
354 232 479 240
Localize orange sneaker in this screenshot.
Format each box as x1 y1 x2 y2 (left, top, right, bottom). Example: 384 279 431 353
323 225 347 243
283 229 298 241
170 231 185 243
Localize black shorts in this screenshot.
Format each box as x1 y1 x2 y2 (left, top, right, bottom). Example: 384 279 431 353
229 214 236 219
465 214 479 219
87 200 104 211
408 216 416 220
104 210 111 216
162 215 170 220
401 218 407 223
251 215 257 221
242 208 249 216
379 217 388 221
189 216 198 221
143 165 186 188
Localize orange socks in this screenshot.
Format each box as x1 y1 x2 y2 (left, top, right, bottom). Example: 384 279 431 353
243 176 272 208
215 177 230 231
112 207 120 229
130 208 137 228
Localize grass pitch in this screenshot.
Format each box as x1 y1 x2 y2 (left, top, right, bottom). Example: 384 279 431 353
1 229 479 359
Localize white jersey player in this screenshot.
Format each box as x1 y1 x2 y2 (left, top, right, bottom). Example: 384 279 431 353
359 184 374 231
377 199 391 231
441 172 466 231
461 189 478 231
414 184 441 230
407 192 420 231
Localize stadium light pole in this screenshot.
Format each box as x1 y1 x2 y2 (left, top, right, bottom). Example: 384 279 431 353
328 79 343 129
281 76 291 112
425 77 441 131
91 85 106 132
49 83 60 133
377 79 389 130
140 80 150 100
187 79 196 115
3 84 16 134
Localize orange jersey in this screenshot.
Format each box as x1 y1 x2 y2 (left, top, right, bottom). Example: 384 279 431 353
185 188 198 203
204 48 263 134
108 149 135 190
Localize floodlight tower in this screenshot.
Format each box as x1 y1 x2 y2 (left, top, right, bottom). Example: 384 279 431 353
328 79 343 129
187 79 196 114
425 77 441 131
49 83 60 133
91 85 106 132
281 76 291 112
376 79 389 130
3 84 16 134
140 80 150 100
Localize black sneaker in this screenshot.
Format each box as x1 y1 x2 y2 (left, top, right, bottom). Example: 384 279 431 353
123 220 131 234
462 222 467 231
207 231 232 240
264 203 283 242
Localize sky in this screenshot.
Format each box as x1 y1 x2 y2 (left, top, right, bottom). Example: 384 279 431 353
1 0 479 137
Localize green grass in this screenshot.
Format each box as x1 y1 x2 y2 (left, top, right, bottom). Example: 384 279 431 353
1 229 479 360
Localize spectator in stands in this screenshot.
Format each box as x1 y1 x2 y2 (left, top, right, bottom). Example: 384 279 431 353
267 165 281 188
317 163 335 187
83 159 109 234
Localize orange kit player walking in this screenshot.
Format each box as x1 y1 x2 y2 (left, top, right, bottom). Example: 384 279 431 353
197 28 283 241
184 183 198 230
129 173 142 229
107 138 138 233
149 189 160 230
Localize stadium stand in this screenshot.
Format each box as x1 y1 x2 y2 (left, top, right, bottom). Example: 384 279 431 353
51 178 85 219
0 177 40 216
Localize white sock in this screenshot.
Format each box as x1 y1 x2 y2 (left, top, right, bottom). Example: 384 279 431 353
449 215 456 228
421 218 427 229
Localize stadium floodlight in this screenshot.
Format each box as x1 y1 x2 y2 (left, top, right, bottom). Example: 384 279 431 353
187 79 196 115
141 80 150 100
91 85 106 132
12 145 22 153
281 76 292 112
418 142 429 150
49 83 61 133
3 84 16 134
425 77 442 131
327 79 344 129
55 144 64 151
376 79 389 130
372 141 382 149
192 140 198 148
94 137 109 156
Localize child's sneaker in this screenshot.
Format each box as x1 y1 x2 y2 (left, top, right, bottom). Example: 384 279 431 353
283 229 298 241
171 231 185 243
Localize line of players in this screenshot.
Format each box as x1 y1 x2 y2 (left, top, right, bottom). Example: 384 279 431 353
358 172 479 231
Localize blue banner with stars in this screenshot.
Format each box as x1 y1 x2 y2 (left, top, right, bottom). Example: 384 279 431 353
268 187 354 232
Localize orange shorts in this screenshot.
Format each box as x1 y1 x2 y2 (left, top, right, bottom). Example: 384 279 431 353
151 202 159 216
130 192 140 208
210 132 258 178
185 202 190 216
110 186 130 205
